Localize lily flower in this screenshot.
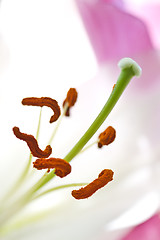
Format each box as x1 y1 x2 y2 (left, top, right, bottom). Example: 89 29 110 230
0 1 160 240
0 55 143 240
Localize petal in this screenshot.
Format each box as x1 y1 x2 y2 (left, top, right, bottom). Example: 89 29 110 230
76 0 153 63
121 214 160 240
97 0 125 9
0 36 9 74
125 3 160 50
2 165 159 240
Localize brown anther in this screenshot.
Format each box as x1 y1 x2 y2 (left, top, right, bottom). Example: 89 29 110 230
72 169 114 199
63 88 78 116
33 158 71 178
22 97 61 123
98 126 116 148
113 84 116 90
13 127 52 158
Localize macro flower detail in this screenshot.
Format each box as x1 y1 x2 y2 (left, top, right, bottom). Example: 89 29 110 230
33 157 71 177
98 126 116 148
72 169 114 199
12 126 52 158
0 58 142 239
22 97 61 123
0 0 159 238
63 88 78 116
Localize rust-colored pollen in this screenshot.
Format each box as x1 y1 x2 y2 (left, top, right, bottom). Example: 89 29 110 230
13 127 52 158
22 97 61 123
72 169 114 199
98 126 116 148
33 158 71 178
63 88 78 116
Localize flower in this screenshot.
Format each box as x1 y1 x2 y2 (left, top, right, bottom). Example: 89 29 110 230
0 57 143 240
0 1 160 240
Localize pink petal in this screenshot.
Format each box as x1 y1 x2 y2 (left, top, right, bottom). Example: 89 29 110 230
125 3 160 50
121 214 160 240
76 0 153 63
97 0 124 9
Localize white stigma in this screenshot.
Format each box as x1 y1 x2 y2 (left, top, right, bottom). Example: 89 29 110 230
118 58 142 77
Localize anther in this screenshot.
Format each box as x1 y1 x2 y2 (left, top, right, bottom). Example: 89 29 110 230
22 97 61 123
72 169 114 199
112 84 116 90
13 127 52 158
33 158 71 178
98 126 116 148
63 88 78 116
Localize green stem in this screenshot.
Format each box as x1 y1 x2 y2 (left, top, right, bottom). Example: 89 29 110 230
24 108 42 177
32 183 88 200
79 141 98 154
48 103 68 145
0 183 87 235
0 210 49 237
19 108 43 176
64 69 134 162
36 108 42 140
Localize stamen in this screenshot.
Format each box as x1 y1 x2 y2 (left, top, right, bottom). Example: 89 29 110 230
63 88 78 116
72 169 114 199
80 140 98 154
13 127 52 158
48 103 69 145
33 158 71 178
22 97 61 123
25 58 141 193
98 126 116 148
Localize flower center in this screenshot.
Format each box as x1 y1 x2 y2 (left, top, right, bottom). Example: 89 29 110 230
11 58 142 202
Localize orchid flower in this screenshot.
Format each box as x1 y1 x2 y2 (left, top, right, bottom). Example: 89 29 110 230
0 1 160 240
